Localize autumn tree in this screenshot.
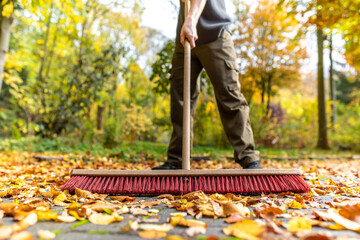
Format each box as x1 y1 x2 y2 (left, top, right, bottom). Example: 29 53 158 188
232 0 306 110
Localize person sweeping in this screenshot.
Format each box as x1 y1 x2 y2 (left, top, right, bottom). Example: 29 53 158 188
153 0 262 170
62 0 311 195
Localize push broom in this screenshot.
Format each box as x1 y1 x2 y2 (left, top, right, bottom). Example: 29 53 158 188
61 0 310 195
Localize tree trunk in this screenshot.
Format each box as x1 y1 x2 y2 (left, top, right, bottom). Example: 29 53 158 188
266 74 272 114
260 76 265 105
0 14 14 92
329 30 336 126
97 105 105 130
316 27 330 149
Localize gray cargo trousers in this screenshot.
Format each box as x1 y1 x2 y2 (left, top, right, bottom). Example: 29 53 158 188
167 30 260 168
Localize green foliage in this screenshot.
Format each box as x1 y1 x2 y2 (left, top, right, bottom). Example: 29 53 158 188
102 117 119 148
150 40 174 94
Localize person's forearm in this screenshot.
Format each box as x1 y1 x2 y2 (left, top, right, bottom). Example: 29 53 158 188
186 0 206 24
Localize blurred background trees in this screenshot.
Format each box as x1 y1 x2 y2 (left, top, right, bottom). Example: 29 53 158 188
0 0 359 152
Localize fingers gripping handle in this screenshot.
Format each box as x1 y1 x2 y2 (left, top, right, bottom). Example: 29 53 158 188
182 0 191 170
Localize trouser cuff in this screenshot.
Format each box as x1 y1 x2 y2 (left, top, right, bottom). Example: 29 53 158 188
235 150 260 167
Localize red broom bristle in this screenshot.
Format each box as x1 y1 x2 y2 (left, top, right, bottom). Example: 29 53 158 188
61 174 310 195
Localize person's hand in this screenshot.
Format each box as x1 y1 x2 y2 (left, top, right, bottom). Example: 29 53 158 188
180 16 197 48
180 0 197 48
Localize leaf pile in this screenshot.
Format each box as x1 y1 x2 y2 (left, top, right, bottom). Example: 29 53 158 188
1 151 360 239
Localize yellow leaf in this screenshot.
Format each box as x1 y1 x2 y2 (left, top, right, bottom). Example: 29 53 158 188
169 215 207 228
88 212 123 225
288 200 303 209
138 230 166 239
287 217 312 232
2 2 14 17
223 219 265 240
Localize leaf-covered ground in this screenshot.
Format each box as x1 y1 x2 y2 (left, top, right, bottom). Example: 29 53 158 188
1 151 360 240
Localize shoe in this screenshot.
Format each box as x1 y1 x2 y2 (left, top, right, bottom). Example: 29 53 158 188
243 161 262 169
152 162 182 170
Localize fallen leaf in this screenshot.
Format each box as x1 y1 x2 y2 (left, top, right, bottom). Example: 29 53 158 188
139 223 173 232
9 231 33 240
0 226 13 239
57 215 76 223
170 215 207 228
0 202 18 215
328 208 360 232
302 233 333 240
138 230 166 239
286 217 312 233
185 226 206 237
224 214 246 223
157 194 175 200
288 200 303 209
75 188 93 199
37 230 56 239
88 212 123 225
223 219 265 240
222 202 250 217
109 196 136 202
85 201 117 212
165 235 186 240
130 208 149 215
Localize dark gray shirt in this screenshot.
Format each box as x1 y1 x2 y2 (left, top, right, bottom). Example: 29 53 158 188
176 0 232 45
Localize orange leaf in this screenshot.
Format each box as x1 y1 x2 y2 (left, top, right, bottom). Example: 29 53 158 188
138 230 167 239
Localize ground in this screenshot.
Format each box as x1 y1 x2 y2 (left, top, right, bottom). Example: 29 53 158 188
1 150 360 240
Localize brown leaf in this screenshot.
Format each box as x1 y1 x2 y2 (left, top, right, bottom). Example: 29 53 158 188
109 196 136 202
75 188 94 199
222 202 250 217
302 233 333 240
138 230 166 239
86 201 117 212
170 215 207 228
327 208 360 232
224 214 246 223
254 207 283 217
157 194 175 201
143 200 162 208
0 202 18 215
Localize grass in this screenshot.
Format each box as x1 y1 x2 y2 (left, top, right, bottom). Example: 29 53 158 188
0 136 357 162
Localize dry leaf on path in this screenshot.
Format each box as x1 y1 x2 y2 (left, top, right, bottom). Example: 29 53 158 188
286 217 312 233
138 230 166 239
222 202 250 217
185 226 206 237
37 230 56 240
88 212 123 225
328 208 360 232
109 196 136 202
9 231 33 240
224 214 246 223
170 215 207 228
223 219 265 240
0 226 13 240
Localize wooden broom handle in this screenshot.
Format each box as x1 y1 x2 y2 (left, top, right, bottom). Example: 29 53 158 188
182 0 191 170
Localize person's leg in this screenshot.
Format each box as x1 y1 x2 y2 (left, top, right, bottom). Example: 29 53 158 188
166 43 203 167
194 30 260 167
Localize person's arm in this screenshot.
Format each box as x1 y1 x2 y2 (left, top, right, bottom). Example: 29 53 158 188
180 0 207 48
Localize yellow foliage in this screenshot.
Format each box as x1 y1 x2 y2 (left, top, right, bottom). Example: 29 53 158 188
2 2 14 17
